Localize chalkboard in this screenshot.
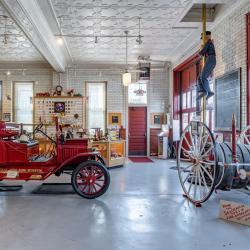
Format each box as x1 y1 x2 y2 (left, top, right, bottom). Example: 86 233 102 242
215 69 241 131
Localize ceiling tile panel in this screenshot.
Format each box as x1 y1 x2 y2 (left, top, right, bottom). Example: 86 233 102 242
0 4 44 62
49 0 203 63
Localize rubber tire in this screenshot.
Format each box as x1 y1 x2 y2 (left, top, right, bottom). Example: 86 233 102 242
214 143 224 186
71 160 110 199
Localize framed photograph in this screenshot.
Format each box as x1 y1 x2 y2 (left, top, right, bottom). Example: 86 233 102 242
150 112 164 125
108 113 122 126
3 113 11 122
154 115 161 124
112 115 119 124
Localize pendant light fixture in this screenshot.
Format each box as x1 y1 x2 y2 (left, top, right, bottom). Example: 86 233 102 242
122 31 131 87
3 15 8 45
57 16 64 45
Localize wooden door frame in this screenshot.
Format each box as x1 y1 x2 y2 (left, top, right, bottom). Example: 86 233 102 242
128 106 148 156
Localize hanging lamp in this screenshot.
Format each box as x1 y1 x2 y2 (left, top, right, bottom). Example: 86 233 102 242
122 31 131 86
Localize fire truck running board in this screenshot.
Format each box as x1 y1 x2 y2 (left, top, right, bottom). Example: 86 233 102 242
0 185 23 192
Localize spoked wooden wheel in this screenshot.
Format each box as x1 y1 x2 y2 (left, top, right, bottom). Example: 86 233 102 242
177 121 218 204
72 161 110 199
238 125 250 145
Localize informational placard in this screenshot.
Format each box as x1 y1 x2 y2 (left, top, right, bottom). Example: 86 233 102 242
219 200 250 227
215 69 241 131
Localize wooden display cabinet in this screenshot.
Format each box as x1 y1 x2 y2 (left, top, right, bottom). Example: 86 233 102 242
91 140 125 168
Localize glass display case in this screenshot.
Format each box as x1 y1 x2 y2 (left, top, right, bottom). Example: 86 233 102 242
91 140 125 168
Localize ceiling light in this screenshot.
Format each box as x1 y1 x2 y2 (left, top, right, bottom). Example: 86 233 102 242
122 31 131 87
6 71 11 75
122 71 131 87
57 37 64 45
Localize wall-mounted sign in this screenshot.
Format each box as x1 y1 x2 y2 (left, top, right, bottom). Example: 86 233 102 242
54 102 65 113
139 63 150 80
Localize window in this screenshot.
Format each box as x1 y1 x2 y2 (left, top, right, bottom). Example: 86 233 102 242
86 82 106 131
182 92 187 109
0 81 2 120
13 82 33 131
128 83 147 104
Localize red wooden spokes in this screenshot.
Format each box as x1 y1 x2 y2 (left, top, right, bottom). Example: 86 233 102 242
76 165 106 195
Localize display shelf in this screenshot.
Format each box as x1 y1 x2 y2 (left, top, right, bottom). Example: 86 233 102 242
91 140 125 168
33 96 84 136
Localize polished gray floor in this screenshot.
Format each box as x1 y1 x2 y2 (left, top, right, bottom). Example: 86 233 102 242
0 159 249 250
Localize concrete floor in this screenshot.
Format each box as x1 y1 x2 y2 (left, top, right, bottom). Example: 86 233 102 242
0 159 249 250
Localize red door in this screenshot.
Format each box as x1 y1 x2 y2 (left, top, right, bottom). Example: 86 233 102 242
247 13 250 125
129 107 147 156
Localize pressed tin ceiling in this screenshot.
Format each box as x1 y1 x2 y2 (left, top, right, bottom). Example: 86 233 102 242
0 4 44 62
50 0 194 64
0 0 241 66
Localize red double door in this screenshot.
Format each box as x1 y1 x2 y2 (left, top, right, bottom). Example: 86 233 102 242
128 107 147 156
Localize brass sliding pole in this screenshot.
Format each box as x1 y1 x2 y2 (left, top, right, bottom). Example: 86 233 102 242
201 3 206 124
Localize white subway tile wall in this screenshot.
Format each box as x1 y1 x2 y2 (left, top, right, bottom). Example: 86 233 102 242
0 69 53 119
173 1 250 129
213 2 250 128
0 68 169 127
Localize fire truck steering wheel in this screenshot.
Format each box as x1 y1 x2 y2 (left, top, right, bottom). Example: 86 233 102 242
33 122 44 135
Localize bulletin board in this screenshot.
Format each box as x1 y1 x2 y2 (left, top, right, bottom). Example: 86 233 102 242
34 96 84 126
215 69 241 131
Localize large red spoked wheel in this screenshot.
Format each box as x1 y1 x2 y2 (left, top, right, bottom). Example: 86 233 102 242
177 121 218 204
72 161 110 199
